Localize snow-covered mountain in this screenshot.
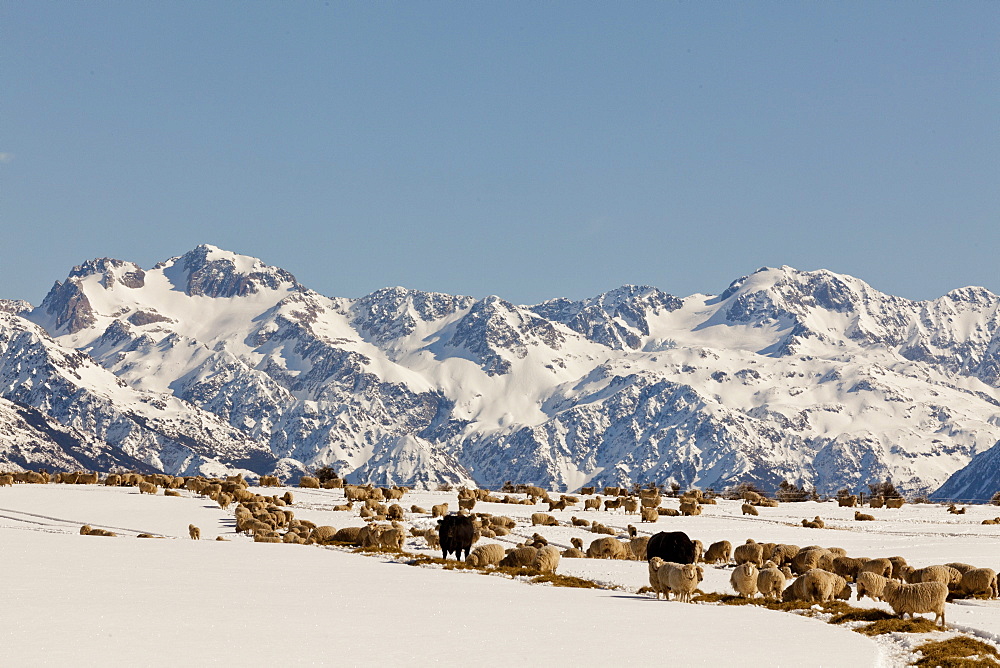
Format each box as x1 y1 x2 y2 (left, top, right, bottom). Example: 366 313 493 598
3 245 1000 495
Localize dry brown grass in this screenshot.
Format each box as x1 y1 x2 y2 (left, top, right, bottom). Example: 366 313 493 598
829 608 895 625
855 617 940 636
913 637 1000 668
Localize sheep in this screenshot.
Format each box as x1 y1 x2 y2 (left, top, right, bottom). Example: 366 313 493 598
666 563 703 603
801 516 824 529
298 476 320 489
838 495 858 507
741 491 762 504
679 500 702 516
587 537 627 560
945 562 977 576
833 556 866 582
604 498 623 512
85 528 117 537
332 502 354 512
431 503 449 518
580 486 595 495
741 503 759 516
546 498 567 512
908 565 962 587
378 527 404 551
584 497 602 511
884 497 905 509
80 525 92 535
138 481 157 495
757 567 787 601
856 572 890 602
730 562 759 598
571 516 591 527
163 489 181 497
888 556 909 581
854 511 875 521
458 497 476 511
959 568 998 599
881 581 948 628
639 507 658 523
802 569 851 602
467 543 505 568
692 539 704 563
589 522 615 536
623 497 639 515
704 540 732 565
733 540 764 567
310 525 338 544
533 545 561 573
869 496 885 508
858 558 893 579
629 536 650 561
188 524 201 540
409 505 426 514
768 544 800 567
500 546 538 568
387 504 405 521
531 513 558 527
331 527 364 544
562 548 586 558
647 558 674 599
217 493 233 510
792 548 834 575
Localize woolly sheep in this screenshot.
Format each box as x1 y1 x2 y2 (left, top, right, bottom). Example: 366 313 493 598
584 497 602 511
692 539 704 563
792 548 833 575
757 567 787 601
960 568 998 599
387 504 405 521
805 569 851 602
310 525 338 544
298 476 320 489
531 513 558 527
630 536 649 561
164 489 181 497
431 503 449 518
858 558 893 579
138 481 157 495
731 562 759 598
571 516 591 527
833 556 866 581
801 516 824 529
533 545 561 573
885 497 905 509
856 572 889 602
587 537 627 560
741 503 759 516
80 525 92 535
888 556 909 580
945 562 977 575
467 543 505 568
854 511 875 521
188 524 200 540
768 544 800 567
733 541 764 567
908 565 962 587
332 527 364 545
666 563 703 603
838 495 857 507
547 498 567 512
640 507 658 523
410 505 427 514
458 497 476 511
562 548 586 558
658 508 681 517
500 546 538 568
378 527 404 550
882 581 948 628
623 497 639 515
704 540 732 565
679 500 702 516
647 558 674 599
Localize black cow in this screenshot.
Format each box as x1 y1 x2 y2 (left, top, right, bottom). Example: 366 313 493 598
438 513 475 561
646 531 696 564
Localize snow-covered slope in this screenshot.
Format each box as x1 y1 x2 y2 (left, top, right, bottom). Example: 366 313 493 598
6 246 1000 493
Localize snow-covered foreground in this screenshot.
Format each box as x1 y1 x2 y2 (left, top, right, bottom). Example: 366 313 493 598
2 484 999 666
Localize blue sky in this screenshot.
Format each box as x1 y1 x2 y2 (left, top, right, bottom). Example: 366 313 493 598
2 2 997 305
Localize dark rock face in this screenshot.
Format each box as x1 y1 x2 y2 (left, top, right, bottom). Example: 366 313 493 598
38 279 96 334
179 245 297 298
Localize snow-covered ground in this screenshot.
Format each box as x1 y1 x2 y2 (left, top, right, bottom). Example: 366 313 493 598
2 484 999 666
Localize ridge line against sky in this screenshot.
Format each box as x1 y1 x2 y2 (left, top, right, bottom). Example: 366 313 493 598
1 2 997 305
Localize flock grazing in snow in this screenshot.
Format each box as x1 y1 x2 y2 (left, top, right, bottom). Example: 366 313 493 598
2 469 999 633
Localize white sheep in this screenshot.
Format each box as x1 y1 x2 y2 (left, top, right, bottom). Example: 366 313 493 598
741 503 759 516
466 543 505 568
858 557 892 579
188 524 200 540
908 565 962 587
704 540 732 565
733 540 764 567
532 545 561 573
756 567 786 601
531 512 558 526
881 581 948 628
960 568 998 599
666 563 703 603
730 562 759 598
802 569 851 602
856 572 889 602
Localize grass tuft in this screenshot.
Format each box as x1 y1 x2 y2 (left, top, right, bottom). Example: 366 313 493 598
531 573 602 589
913 637 1000 668
829 608 895 624
855 617 940 636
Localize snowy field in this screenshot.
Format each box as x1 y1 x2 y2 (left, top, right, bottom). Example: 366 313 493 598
2 484 999 666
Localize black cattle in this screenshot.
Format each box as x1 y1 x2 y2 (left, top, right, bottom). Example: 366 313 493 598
438 513 475 561
646 531 696 564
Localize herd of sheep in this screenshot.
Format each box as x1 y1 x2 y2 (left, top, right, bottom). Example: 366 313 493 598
3 470 998 632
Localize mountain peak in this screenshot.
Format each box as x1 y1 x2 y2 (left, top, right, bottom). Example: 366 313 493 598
163 245 300 298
